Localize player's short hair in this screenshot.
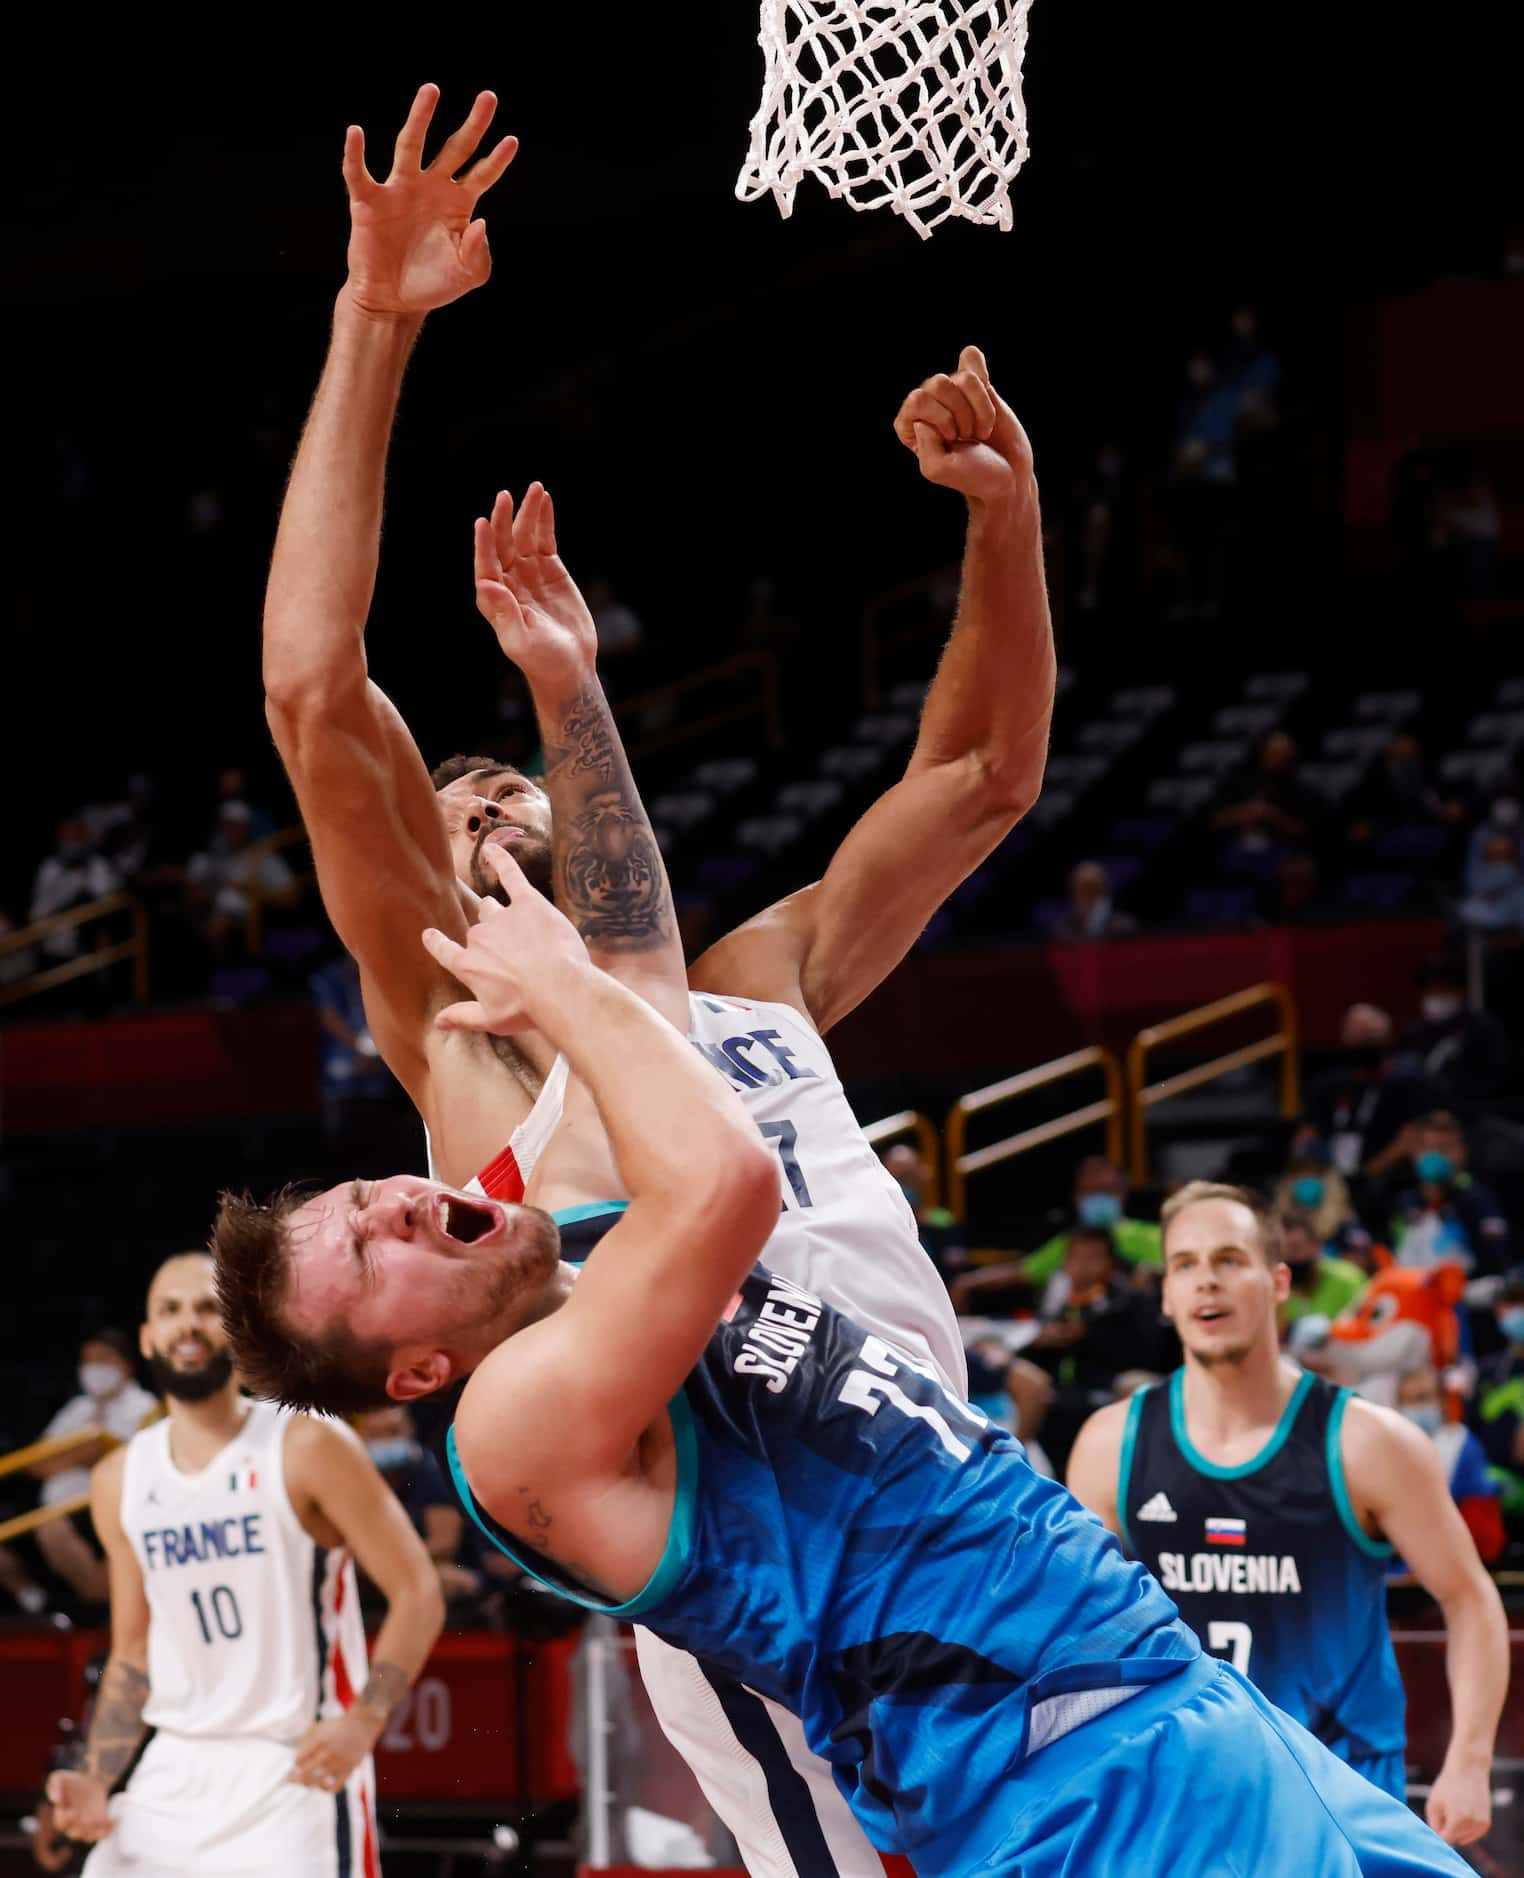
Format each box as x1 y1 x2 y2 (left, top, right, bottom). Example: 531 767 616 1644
210 1187 393 1416
431 754 527 792
1160 1181 1283 1265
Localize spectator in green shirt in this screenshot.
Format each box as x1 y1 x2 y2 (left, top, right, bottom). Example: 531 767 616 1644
1277 1210 1367 1334
1021 1157 1162 1283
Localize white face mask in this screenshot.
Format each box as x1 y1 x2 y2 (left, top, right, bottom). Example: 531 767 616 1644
79 1362 126 1400
1421 993 1463 1024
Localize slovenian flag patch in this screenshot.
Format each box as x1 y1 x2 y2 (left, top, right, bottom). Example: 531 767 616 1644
1205 1517 1246 1546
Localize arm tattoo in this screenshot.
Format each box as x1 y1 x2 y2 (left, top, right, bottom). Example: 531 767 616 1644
356 1659 409 1721
541 681 675 952
82 1657 150 1786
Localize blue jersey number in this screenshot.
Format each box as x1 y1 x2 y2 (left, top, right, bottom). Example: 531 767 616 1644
189 1584 243 1644
759 1119 814 1210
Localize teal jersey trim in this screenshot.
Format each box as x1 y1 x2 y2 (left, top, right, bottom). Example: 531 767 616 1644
1116 1385 1150 1555
550 1200 630 1227
1326 1388 1393 1560
444 1390 699 1617
1169 1366 1315 1480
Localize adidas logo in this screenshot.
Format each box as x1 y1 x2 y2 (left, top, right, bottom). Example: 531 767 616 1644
1137 1491 1178 1523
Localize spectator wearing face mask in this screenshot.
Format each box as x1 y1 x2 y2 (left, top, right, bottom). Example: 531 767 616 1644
1272 1142 1355 1243
1050 861 1139 944
1390 1111 1512 1277
1473 1278 1524 1526
1019 1157 1163 1284
1298 1002 1442 1186
1398 957 1510 1115
1276 1211 1368 1338
1392 1367 1503 1566
355 1406 483 1608
1460 830 1524 935
29 1331 157 1607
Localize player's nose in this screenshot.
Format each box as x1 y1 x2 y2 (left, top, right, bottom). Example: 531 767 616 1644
465 795 505 835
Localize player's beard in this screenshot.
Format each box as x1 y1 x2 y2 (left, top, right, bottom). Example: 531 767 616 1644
1191 1338 1254 1370
147 1344 236 1402
472 828 554 903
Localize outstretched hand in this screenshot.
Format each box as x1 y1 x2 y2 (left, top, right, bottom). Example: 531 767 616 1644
342 84 518 320
422 847 588 1035
474 483 598 694
892 346 1034 503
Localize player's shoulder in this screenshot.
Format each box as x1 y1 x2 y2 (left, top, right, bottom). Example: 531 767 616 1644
1336 1390 1442 1486
281 1408 364 1467
89 1442 132 1531
1072 1391 1137 1463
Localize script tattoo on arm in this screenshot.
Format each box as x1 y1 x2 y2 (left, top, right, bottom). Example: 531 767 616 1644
356 1659 409 1722
540 681 676 953
81 1658 150 1787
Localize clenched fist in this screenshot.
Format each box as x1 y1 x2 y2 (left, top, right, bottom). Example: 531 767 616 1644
893 346 1034 506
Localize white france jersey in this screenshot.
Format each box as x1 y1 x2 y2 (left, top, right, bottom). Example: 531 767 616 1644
424 1051 569 1202
688 992 966 1396
120 1400 368 1743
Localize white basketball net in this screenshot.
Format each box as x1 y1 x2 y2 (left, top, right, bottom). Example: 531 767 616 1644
737 1 1033 240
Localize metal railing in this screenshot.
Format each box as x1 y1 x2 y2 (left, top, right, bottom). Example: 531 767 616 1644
944 1048 1124 1222
861 1110 942 1211
0 893 149 1010
0 1427 117 1546
618 650 782 763
1126 982 1299 1183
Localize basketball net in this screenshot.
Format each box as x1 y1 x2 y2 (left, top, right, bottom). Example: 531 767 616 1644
737 1 1033 240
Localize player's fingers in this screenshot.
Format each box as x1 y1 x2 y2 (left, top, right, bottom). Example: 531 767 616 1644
912 419 949 472
430 89 497 175
905 388 959 444
341 126 378 200
958 343 991 386
421 926 472 975
435 999 493 1033
391 83 440 175
461 134 520 201
523 482 556 557
926 372 979 439
474 515 504 588
482 844 532 896
460 217 492 282
953 367 997 439
514 481 547 556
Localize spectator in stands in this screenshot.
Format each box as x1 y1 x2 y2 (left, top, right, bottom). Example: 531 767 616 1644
30 1330 156 1608
310 952 394 1136
1211 732 1321 855
1466 791 1522 891
214 764 276 839
1298 1002 1441 1185
356 1406 483 1608
880 1142 967 1282
28 816 122 964
1459 828 1524 935
1395 1367 1504 1566
1277 1210 1367 1338
1399 956 1510 1115
185 799 297 957
1020 1156 1163 1283
1473 1277 1524 1527
1273 1142 1356 1243
1390 1111 1511 1276
1022 1226 1179 1469
1051 861 1139 943
1347 734 1462 845
1219 303 1282 413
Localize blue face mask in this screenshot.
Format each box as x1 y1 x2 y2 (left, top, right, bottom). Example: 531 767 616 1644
1498 1308 1524 1345
1078 1192 1123 1228
1401 1404 1443 1437
1415 1150 1454 1185
366 1438 417 1473
1291 1176 1325 1209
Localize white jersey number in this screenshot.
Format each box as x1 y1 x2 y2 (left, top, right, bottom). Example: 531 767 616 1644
838 1336 983 1462
1207 1620 1253 1673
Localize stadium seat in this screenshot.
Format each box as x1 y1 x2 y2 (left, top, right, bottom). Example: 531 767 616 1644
1338 873 1416 914
853 713 916 747
1369 823 1452 864
736 813 804 855
1439 749 1513 788
1497 678 1524 707
820 744 888 781
1026 789 1076 829
1352 689 1421 723
1321 726 1389 763
693 758 760 795
1179 740 1249 774
1243 672 1310 702
1183 886 1259 926
1043 754 1111 790
1077 720 1144 752
1298 762 1362 804
1110 685 1178 719
1466 711 1524 750
1107 815 1179 854
1147 776 1217 814
651 789 717 831
776 779 845 820
1212 705 1281 738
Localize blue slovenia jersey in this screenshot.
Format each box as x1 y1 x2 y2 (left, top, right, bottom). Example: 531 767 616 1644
440 1261 1198 1870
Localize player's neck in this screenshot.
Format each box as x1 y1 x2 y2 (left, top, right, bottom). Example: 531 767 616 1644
164 1385 251 1467
1181 1339 1299 1441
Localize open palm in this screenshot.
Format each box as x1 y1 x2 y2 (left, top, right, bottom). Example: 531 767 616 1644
343 84 518 318
474 483 598 693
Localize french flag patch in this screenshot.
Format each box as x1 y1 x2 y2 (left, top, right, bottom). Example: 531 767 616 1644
1205 1517 1246 1546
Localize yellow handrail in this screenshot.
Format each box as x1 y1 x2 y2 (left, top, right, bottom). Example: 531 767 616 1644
0 892 149 1009
1126 983 1299 1184
945 1048 1125 1222
618 651 782 763
0 1428 113 1482
0 1493 92 1546
860 1110 942 1211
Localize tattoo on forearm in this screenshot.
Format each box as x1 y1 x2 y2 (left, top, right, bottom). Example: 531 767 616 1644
83 1658 150 1786
357 1659 408 1721
541 682 674 952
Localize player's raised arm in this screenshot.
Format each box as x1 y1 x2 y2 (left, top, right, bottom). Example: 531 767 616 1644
472 486 688 1028
691 345 1055 1032
1343 1400 1508 1847
423 850 778 1468
283 1418 445 1792
262 84 518 1092
44 1450 149 1844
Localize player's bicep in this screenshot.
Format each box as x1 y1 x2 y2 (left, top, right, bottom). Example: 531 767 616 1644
1358 1414 1489 1599
91 1456 149 1660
